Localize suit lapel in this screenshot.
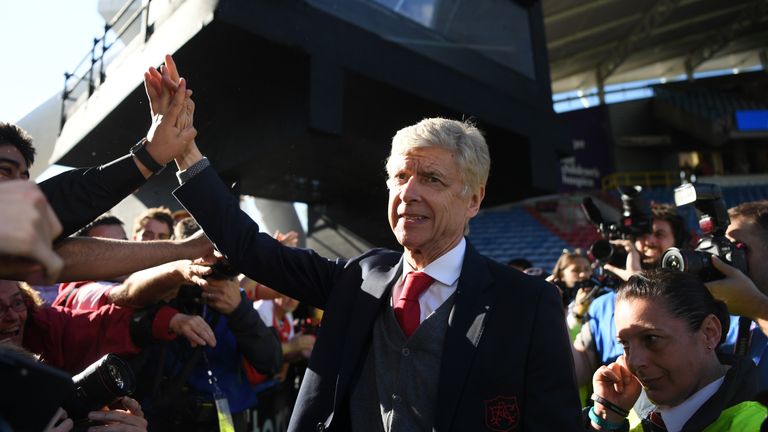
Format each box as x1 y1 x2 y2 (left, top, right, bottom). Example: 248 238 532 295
435 242 495 431
334 256 403 411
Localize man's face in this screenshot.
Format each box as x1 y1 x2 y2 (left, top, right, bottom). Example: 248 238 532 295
0 280 27 346
727 216 768 295
134 218 171 241
0 144 29 181
88 224 128 240
634 220 676 266
387 146 483 264
616 297 716 407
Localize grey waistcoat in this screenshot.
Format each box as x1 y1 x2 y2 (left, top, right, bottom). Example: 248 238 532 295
349 295 455 431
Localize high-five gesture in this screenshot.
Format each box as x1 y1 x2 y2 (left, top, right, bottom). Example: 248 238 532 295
144 78 197 161
143 55 203 172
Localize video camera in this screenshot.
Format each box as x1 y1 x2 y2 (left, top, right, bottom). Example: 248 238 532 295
661 183 747 281
581 186 652 267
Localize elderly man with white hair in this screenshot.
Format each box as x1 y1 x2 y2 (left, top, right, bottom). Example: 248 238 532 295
168 98 581 431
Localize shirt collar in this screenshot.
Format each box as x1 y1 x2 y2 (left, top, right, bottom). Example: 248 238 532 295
658 376 724 432
403 237 466 286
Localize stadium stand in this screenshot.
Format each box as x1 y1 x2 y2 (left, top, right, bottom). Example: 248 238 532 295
468 207 572 271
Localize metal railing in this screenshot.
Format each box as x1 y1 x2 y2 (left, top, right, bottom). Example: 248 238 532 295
60 0 154 132
601 171 680 191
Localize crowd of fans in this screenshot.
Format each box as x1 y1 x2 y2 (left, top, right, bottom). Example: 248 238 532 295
1 53 767 432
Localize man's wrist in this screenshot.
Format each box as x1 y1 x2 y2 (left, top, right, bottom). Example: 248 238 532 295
588 405 627 430
130 138 167 177
176 156 210 184
592 403 627 424
175 141 204 170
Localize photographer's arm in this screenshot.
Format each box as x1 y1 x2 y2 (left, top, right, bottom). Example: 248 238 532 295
707 256 768 337
108 260 213 308
53 231 213 282
603 239 642 281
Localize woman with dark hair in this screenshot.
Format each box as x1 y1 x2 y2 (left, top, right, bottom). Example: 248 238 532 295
586 269 766 431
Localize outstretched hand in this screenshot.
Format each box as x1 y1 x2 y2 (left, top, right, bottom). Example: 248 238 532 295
143 55 182 118
142 54 203 171
143 77 197 166
179 229 216 262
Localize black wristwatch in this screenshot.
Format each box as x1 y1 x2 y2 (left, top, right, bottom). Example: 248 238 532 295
130 138 166 175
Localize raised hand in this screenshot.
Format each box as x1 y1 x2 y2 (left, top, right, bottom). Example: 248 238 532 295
592 355 641 423
143 54 183 118
143 78 197 167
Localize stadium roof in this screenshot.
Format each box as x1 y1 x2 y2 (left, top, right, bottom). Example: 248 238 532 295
543 0 768 97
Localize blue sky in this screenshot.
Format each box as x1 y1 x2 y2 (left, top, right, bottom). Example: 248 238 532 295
0 1 105 122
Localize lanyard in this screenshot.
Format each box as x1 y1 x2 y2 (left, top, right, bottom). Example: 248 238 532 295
202 350 235 432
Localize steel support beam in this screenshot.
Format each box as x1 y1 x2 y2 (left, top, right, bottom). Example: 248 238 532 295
595 0 682 100
684 0 768 80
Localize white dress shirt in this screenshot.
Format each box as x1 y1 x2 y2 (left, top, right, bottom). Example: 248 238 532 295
657 376 724 432
392 237 466 323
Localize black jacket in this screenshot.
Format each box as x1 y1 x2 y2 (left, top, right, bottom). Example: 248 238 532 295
175 165 583 431
39 154 145 240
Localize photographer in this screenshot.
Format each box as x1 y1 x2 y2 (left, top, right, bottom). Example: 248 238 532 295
572 203 691 386
67 223 281 431
705 200 768 390
48 231 282 431
138 263 282 432
604 204 689 281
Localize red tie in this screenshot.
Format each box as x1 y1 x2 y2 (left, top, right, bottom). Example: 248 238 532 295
394 272 434 338
647 410 667 431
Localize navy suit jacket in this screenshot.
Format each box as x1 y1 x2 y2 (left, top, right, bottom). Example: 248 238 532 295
40 154 146 240
174 166 582 431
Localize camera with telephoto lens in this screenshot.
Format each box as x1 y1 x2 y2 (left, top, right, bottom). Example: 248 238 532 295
61 353 136 428
581 186 652 267
661 183 747 282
